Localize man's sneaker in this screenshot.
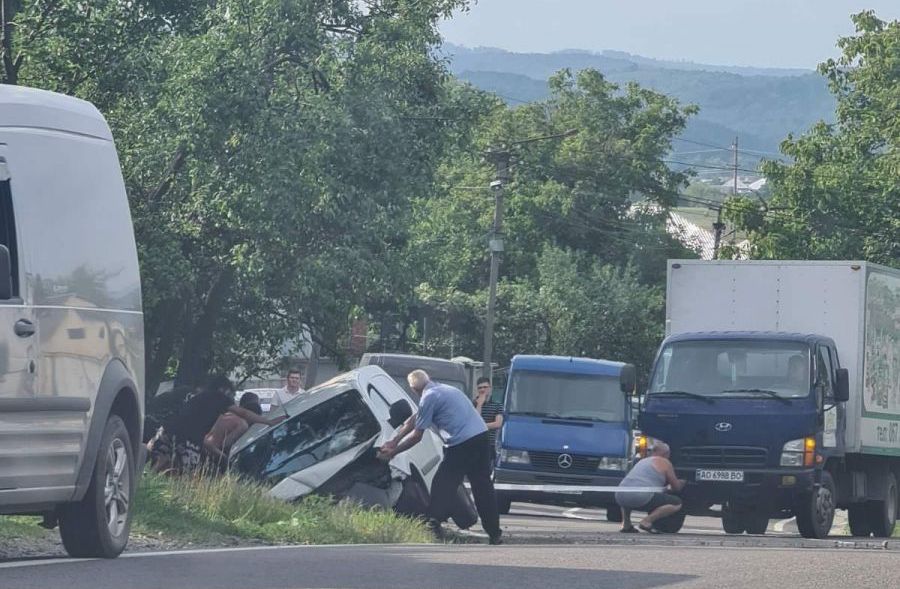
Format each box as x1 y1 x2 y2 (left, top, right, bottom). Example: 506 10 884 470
488 533 503 545
426 519 445 540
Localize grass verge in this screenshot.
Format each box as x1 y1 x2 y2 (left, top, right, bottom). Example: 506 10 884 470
132 472 432 545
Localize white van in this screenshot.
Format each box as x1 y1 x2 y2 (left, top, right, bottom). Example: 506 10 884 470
0 86 144 558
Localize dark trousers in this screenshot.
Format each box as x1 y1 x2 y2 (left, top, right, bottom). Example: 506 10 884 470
427 431 501 538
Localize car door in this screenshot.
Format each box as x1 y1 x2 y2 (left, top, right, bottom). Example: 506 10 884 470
367 374 442 486
0 152 41 492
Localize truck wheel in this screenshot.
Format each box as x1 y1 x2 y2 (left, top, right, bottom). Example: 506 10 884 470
867 472 898 538
496 495 512 515
606 505 623 523
848 504 871 537
795 471 835 539
653 511 686 533
59 416 134 558
721 511 745 534
744 513 769 535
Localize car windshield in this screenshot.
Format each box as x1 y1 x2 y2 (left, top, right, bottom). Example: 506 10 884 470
232 389 381 484
507 370 625 422
648 340 812 399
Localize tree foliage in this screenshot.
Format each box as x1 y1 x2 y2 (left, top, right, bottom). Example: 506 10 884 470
6 0 472 394
402 70 697 367
726 12 900 266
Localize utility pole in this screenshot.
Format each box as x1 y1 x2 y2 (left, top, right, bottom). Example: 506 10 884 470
482 148 511 379
732 136 739 197
480 129 578 379
712 207 725 259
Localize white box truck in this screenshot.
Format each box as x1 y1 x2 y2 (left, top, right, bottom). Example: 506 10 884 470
639 260 900 538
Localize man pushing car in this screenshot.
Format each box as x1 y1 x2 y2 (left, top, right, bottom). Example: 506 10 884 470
377 369 503 545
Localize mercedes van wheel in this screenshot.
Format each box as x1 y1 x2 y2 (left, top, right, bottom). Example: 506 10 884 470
59 415 134 558
605 505 623 523
795 471 835 539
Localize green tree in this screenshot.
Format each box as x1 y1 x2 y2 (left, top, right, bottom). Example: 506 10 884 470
403 69 697 365
726 12 899 266
8 0 471 394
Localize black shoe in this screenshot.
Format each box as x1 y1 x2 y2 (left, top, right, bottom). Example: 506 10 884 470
488 534 503 545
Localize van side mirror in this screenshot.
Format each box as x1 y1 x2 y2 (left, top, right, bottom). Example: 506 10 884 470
0 245 11 300
620 364 636 395
834 368 850 403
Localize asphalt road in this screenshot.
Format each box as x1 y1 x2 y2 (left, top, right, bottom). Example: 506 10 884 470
495 501 842 538
2 541 898 589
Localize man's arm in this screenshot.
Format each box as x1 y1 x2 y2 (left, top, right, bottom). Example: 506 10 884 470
378 429 424 461
486 414 503 430
662 459 685 492
230 405 284 427
381 414 416 453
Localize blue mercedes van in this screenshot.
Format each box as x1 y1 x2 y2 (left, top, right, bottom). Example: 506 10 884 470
494 355 636 519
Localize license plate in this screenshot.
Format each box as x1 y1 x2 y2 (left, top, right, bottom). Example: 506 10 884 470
696 469 744 482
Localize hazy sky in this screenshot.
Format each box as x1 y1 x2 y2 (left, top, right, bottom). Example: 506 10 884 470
441 1 900 69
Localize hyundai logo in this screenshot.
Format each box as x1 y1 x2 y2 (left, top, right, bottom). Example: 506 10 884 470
715 422 733 432
557 453 574 469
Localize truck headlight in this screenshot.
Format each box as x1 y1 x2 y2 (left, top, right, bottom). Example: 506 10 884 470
597 457 628 471
499 449 530 465
780 437 815 467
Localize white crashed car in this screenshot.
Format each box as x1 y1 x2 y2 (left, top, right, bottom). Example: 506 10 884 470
230 366 475 526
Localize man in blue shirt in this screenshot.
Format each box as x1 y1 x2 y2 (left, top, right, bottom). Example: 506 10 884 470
378 369 502 544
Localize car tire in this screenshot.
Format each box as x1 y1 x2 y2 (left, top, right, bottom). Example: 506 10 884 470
606 505 623 523
848 504 871 537
867 472 898 538
59 415 134 558
449 485 478 530
795 471 836 539
653 511 686 534
496 495 512 515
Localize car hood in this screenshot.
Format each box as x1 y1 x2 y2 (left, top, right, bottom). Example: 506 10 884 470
503 414 630 456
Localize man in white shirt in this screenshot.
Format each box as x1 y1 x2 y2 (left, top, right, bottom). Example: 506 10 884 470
271 368 305 410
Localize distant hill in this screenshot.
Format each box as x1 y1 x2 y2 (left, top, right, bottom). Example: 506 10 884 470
443 44 836 175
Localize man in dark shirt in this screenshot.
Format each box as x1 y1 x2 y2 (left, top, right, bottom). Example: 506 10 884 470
149 375 281 473
474 377 503 469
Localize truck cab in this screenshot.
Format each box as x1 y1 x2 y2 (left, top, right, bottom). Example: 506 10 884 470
641 332 849 536
494 355 636 518
639 260 900 539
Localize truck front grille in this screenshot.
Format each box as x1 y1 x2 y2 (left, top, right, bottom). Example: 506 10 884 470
529 451 600 474
677 446 768 468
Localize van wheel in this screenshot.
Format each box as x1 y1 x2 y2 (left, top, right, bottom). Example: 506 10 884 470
848 504 871 537
653 511 686 533
795 471 835 539
867 473 898 538
606 505 623 523
59 416 134 558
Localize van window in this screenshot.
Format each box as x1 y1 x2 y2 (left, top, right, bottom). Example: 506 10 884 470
0 161 19 298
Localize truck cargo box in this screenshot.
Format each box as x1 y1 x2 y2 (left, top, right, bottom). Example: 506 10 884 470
666 260 900 456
